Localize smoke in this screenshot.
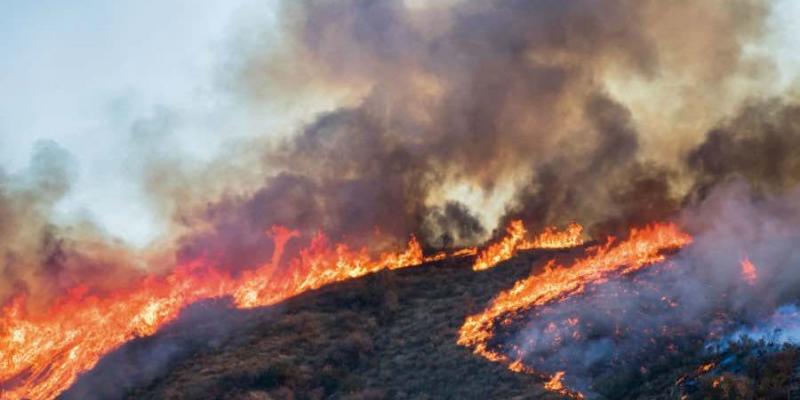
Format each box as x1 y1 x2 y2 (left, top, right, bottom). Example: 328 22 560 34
59 298 270 400
0 141 155 308
504 180 800 396
713 304 800 350
688 99 800 200
168 0 780 272
0 1 781 300
3 0 799 394
0 0 773 285
145 2 800 390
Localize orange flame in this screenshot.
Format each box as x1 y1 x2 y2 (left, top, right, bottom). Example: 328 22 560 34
473 221 584 271
452 247 478 257
544 371 566 392
0 230 428 400
740 257 758 285
698 362 716 373
458 223 692 397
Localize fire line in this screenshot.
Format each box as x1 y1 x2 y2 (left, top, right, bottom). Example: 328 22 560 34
458 223 693 397
1 222 581 399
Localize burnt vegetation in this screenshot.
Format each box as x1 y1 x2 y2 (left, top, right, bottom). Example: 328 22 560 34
62 249 800 400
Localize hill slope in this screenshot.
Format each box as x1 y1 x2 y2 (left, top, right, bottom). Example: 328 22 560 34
60 248 800 400
60 249 570 400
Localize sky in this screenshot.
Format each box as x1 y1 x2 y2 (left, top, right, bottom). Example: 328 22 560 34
1 0 799 248
0 0 275 246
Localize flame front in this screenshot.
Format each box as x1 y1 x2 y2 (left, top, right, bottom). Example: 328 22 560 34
473 221 584 271
0 230 428 400
458 223 693 397
0 221 689 399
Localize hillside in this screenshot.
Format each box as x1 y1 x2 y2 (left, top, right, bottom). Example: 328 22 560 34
59 248 800 400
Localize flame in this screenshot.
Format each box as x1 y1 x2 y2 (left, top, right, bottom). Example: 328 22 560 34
458 223 692 397
0 230 428 400
473 221 584 271
452 247 478 257
0 219 690 399
740 257 758 285
712 376 724 388
698 362 715 373
521 223 584 250
544 371 566 392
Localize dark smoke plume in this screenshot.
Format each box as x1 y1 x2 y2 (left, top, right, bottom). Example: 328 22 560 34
172 0 776 271
688 99 800 200
0 0 787 313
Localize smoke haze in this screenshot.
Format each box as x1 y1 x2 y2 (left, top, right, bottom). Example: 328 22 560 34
2 0 799 358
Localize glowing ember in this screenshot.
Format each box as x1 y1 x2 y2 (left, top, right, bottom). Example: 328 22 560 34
698 362 716 373
473 221 584 271
0 230 428 400
712 376 724 388
458 223 693 397
740 257 758 285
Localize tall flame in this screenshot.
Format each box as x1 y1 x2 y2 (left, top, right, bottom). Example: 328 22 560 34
0 230 427 400
473 221 584 271
458 223 693 397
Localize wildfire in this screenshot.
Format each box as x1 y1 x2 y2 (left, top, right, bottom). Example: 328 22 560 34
458 223 693 397
0 219 691 399
473 221 584 271
740 257 758 285
0 230 428 400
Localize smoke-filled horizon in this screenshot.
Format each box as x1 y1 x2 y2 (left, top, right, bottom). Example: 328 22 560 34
3 0 800 308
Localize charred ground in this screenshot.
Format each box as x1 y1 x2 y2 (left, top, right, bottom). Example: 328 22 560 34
62 248 799 400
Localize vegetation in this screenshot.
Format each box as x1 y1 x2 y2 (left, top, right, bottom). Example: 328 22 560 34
61 248 799 399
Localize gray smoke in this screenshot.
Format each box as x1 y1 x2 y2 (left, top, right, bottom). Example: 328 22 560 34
506 181 800 397
173 0 776 271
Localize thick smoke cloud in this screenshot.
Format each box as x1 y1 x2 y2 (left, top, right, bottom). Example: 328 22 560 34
688 99 800 200
0 0 787 315
174 0 775 271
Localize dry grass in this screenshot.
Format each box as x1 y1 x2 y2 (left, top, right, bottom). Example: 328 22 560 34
61 247 800 400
